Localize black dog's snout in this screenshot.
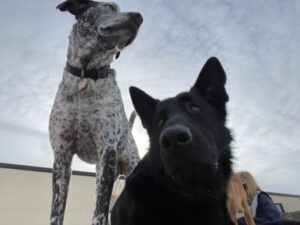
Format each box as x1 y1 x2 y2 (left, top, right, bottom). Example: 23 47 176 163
129 12 143 25
160 125 192 151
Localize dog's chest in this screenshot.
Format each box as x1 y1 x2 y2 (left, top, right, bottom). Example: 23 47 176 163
75 87 125 161
51 72 128 162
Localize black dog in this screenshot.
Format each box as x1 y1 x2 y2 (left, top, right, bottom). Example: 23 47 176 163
111 57 300 225
111 57 233 225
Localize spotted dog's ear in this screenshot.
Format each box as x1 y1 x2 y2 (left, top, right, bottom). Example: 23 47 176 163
56 0 96 17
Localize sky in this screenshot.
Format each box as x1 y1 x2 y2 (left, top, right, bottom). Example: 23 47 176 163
0 0 299 195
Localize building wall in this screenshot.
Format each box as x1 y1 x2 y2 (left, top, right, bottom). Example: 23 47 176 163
1 164 300 225
269 193 300 212
0 167 96 225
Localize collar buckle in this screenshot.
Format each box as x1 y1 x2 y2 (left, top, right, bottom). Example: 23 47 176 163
80 69 85 79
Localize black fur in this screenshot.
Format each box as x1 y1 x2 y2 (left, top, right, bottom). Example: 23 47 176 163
56 0 97 17
111 57 300 225
111 57 233 225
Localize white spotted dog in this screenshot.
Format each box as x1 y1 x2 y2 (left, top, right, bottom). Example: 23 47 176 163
49 1 142 225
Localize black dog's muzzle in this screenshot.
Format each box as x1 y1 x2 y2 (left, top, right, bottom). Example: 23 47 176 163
159 124 192 151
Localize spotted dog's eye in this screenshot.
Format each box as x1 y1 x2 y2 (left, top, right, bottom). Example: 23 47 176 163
156 119 164 128
104 4 115 11
191 105 201 113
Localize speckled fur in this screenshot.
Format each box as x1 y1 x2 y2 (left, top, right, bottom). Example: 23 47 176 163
49 2 142 225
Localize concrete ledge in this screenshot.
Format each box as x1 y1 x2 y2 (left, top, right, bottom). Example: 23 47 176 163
0 162 95 177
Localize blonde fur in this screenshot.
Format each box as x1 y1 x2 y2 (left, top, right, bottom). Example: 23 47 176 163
237 171 261 205
227 173 255 225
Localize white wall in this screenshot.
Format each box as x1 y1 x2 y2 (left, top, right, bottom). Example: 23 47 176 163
1 166 299 225
0 167 96 225
270 194 300 212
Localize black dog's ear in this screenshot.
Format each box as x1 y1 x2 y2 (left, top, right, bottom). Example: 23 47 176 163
129 86 158 129
56 0 95 17
192 57 229 115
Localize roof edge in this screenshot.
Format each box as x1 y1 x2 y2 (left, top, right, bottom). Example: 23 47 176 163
267 191 300 199
0 162 95 177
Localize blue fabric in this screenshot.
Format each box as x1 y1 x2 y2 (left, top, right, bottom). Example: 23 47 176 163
238 192 282 225
254 192 282 224
238 217 247 225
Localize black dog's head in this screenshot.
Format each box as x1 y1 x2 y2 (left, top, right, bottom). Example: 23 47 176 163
130 57 232 199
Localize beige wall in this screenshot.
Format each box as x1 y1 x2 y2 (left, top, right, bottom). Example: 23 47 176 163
270 194 300 212
0 168 96 225
1 166 300 225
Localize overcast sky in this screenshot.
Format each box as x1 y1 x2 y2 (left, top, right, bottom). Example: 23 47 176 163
0 0 299 195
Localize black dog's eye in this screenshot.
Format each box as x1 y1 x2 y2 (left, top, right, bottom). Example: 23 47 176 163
156 119 164 128
191 105 201 113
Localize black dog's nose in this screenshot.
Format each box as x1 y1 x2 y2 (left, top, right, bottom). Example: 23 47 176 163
159 125 192 151
129 12 143 26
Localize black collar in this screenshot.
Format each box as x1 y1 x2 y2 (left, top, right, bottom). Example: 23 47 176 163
66 62 111 80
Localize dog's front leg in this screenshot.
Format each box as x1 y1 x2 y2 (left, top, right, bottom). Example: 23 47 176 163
92 148 117 225
50 152 73 225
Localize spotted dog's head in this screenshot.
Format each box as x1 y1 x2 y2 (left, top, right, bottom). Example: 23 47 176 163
130 57 233 199
57 0 143 67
